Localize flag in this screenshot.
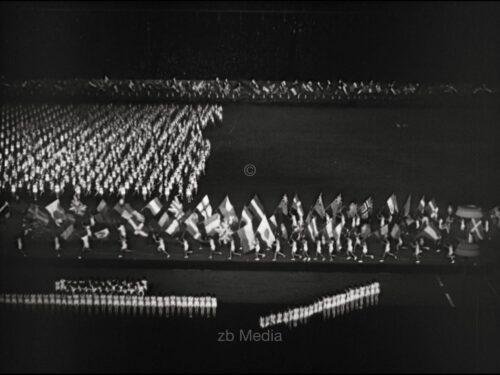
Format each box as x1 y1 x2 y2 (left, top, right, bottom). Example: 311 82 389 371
249 195 266 222
386 194 399 215
127 215 149 237
328 194 342 218
184 212 201 240
324 218 334 239
402 195 411 217
419 222 441 241
427 199 439 217
0 202 10 219
306 216 319 240
165 217 181 236
69 195 87 216
292 194 304 218
380 224 389 238
347 202 358 218
269 215 278 233
360 223 372 240
196 195 213 220
97 200 109 213
241 205 253 226
216 219 234 244
26 204 50 226
45 199 66 224
237 222 256 253
158 212 170 229
333 223 343 241
144 197 163 216
218 196 238 224
313 194 326 218
358 197 373 219
469 218 485 241
204 213 221 236
390 224 401 240
60 224 74 241
275 194 288 216
257 216 276 247
417 196 426 213
168 196 184 219
94 228 110 240
280 223 289 240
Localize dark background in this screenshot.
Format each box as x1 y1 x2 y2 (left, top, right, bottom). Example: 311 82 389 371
1 1 500 83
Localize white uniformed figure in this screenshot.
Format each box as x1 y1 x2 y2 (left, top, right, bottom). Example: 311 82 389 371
79 235 90 259
209 238 220 260
17 237 27 257
228 237 241 260
358 241 371 263
158 296 164 317
314 239 324 261
156 236 170 258
194 296 199 316
380 239 397 262
448 244 455 264
290 240 300 261
272 238 284 261
346 237 357 261
54 236 61 257
254 239 264 261
151 296 157 316
413 241 422 264
328 240 335 261
118 224 127 240
200 296 206 317
183 239 192 259
301 239 310 262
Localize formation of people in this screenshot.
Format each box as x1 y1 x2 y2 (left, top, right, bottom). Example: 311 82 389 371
0 103 221 201
55 278 148 296
1 78 495 104
0 290 218 318
6 190 499 264
259 282 380 329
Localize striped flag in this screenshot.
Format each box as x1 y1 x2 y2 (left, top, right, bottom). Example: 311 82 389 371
196 195 213 220
204 213 221 236
165 217 181 236
241 206 253 226
269 215 278 233
427 199 439 218
144 197 163 216
386 194 399 215
257 216 276 247
249 195 266 222
238 222 256 253
158 212 170 229
26 204 50 226
359 197 373 219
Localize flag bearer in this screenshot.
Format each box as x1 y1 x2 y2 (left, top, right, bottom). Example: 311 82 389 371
380 238 397 262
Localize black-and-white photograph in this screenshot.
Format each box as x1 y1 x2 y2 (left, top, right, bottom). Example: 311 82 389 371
1 1 500 373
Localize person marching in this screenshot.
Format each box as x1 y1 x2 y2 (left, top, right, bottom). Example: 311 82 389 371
314 238 325 261
379 238 397 262
346 236 357 261
254 238 265 261
413 239 422 264
447 243 456 264
273 238 285 262
155 234 170 258
358 240 374 263
54 235 61 258
209 237 222 260
290 238 300 261
327 238 335 261
228 237 241 260
79 234 91 260
183 238 192 259
301 238 310 262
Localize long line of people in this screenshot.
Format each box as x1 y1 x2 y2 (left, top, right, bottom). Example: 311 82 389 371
55 278 148 296
0 103 221 201
0 292 218 318
259 282 380 329
1 78 495 103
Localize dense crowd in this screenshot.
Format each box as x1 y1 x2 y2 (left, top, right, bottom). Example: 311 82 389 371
0 103 221 200
55 278 148 296
259 282 380 329
1 78 495 103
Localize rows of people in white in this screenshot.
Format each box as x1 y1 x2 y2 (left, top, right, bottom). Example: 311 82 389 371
0 293 218 318
0 103 222 201
259 282 380 329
